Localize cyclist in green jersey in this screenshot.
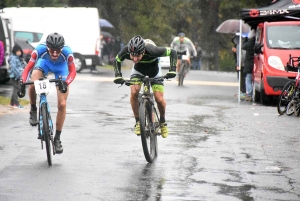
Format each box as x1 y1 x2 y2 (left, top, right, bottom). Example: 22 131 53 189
113 35 177 138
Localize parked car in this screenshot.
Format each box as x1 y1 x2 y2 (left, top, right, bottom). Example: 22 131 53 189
253 21 300 105
0 14 13 84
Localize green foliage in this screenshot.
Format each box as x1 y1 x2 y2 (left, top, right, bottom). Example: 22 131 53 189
0 95 29 106
3 0 68 7
218 50 236 72
3 0 272 71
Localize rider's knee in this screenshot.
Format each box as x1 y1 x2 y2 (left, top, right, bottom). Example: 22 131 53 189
57 100 67 111
154 94 165 104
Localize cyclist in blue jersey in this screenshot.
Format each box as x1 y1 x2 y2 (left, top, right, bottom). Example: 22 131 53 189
19 32 76 154
113 35 177 138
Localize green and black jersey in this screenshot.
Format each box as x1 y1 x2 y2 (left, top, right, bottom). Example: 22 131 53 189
114 43 177 78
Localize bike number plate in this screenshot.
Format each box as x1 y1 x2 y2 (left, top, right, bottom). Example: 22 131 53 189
34 80 51 95
182 55 189 60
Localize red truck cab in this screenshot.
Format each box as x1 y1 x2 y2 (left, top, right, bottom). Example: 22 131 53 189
253 21 300 104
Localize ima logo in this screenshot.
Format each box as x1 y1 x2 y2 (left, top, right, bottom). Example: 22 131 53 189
292 0 300 4
249 9 259 17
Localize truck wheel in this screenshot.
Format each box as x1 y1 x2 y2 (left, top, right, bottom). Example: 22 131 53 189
74 53 86 73
260 81 271 105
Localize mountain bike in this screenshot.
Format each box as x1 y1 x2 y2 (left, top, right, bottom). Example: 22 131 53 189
177 51 190 86
121 75 167 163
277 54 300 116
21 76 66 166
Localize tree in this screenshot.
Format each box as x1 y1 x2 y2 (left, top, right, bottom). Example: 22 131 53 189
3 0 272 71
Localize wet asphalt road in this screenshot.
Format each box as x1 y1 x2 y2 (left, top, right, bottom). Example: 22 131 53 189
0 68 300 201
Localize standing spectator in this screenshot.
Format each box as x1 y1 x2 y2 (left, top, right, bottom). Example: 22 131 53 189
97 34 106 66
236 36 246 98
8 44 25 108
242 29 256 101
192 42 202 70
0 40 4 66
231 46 238 78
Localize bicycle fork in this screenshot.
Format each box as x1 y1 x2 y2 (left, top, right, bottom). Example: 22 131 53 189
39 95 54 149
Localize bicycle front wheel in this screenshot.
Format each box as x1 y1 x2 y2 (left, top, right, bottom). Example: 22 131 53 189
277 80 295 115
41 103 52 166
178 62 185 86
139 99 157 163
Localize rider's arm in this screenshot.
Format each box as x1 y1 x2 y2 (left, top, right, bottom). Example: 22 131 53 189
65 55 76 85
114 46 129 77
148 46 177 72
167 48 177 72
186 38 197 57
21 51 38 81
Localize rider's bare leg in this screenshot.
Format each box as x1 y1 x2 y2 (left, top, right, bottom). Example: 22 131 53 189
130 84 141 120
56 87 69 131
176 60 180 73
153 91 166 121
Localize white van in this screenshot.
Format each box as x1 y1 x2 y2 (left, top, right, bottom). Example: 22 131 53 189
3 7 101 72
0 12 14 84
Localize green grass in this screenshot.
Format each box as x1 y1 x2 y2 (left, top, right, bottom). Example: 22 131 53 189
0 96 30 106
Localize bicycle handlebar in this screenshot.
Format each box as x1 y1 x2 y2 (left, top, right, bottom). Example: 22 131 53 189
21 77 63 86
285 54 300 72
20 76 67 94
121 75 167 86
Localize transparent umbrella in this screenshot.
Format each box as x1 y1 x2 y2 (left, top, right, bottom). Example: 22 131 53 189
99 19 114 28
216 19 250 102
216 19 250 34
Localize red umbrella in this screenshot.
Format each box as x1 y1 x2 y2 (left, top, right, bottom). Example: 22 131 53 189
216 19 250 34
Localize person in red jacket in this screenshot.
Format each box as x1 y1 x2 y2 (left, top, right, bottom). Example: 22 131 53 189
19 33 76 154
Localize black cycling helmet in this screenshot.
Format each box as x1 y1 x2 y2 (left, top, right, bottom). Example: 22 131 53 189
178 32 185 37
128 35 145 55
46 32 65 49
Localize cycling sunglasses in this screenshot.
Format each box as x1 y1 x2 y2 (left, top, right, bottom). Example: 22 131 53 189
47 47 62 54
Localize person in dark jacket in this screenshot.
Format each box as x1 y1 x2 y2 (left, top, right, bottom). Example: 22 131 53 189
242 29 256 101
8 44 25 108
192 42 202 70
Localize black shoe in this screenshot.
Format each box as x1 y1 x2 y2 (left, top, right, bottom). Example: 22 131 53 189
29 110 38 126
54 139 63 154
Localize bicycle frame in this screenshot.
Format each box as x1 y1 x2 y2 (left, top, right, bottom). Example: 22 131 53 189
278 54 300 116
139 76 161 133
22 77 64 165
38 93 54 149
123 75 165 163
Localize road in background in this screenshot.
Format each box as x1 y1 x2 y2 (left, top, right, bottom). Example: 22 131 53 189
0 68 299 201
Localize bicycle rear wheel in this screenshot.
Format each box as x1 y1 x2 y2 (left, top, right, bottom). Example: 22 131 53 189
139 99 157 163
277 80 295 115
41 103 52 166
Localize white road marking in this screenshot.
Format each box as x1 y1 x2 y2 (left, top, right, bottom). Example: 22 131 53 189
75 76 239 87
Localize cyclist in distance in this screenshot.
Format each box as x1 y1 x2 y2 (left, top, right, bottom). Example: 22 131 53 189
170 32 197 74
113 35 177 138
18 32 76 154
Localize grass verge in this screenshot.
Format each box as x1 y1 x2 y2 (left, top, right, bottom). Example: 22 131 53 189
0 96 30 106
